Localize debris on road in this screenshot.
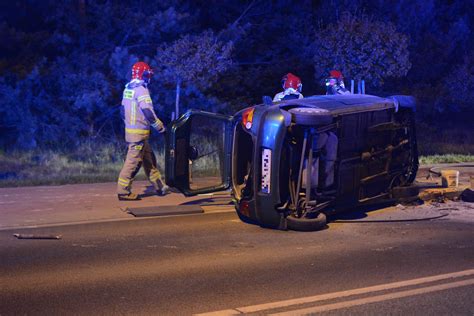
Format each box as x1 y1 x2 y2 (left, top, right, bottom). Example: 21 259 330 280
460 189 474 203
13 233 62 240
333 213 449 223
418 163 474 203
126 205 203 217
418 186 467 202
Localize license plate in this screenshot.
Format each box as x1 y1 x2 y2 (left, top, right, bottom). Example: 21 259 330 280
261 148 272 194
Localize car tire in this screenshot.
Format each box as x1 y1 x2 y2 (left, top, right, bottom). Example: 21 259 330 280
289 107 333 126
286 212 327 231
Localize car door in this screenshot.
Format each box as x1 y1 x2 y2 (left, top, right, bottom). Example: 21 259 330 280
165 110 234 196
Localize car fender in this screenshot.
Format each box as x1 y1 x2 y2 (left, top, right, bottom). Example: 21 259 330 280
253 107 287 228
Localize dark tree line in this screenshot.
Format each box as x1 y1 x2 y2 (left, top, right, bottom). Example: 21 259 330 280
0 0 472 150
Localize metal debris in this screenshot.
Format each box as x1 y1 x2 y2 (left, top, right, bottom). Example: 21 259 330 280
13 233 62 240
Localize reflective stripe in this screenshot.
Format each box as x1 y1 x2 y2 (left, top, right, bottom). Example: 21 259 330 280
125 128 150 135
134 145 143 150
151 121 161 128
137 95 150 102
131 101 136 125
123 89 134 99
150 173 161 181
118 178 130 186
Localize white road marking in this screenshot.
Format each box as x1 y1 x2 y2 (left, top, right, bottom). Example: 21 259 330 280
196 269 474 315
271 278 474 315
195 310 239 316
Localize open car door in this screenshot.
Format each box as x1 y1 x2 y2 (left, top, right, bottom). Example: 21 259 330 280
165 110 234 196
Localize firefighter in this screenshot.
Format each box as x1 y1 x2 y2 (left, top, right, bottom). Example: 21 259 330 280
326 70 350 95
117 61 169 201
273 73 304 102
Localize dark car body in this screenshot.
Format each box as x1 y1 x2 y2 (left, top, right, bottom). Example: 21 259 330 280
165 94 418 231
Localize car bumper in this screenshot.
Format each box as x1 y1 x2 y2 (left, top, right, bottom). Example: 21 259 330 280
233 107 288 228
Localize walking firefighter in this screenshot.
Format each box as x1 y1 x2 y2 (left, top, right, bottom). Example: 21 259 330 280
117 61 169 201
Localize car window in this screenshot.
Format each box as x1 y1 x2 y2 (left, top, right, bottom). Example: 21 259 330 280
188 115 226 191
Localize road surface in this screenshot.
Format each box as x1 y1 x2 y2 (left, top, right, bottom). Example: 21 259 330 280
1 204 473 315
1 164 473 315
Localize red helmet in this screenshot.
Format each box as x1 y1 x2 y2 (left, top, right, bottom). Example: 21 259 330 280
131 61 154 81
282 73 302 92
329 70 343 79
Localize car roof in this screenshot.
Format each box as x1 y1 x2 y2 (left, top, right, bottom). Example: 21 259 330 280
275 94 394 115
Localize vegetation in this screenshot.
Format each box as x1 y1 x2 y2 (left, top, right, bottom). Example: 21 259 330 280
1 140 472 188
312 12 411 86
0 143 162 188
419 154 474 165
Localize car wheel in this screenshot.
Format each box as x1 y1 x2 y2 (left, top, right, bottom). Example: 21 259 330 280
289 107 333 126
286 212 327 231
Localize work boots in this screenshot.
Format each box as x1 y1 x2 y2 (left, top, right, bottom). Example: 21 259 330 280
158 185 171 196
117 192 140 201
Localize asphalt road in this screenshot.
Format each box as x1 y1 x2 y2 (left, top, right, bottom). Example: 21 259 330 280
1 208 473 315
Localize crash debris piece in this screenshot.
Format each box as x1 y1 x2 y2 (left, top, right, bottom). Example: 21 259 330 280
440 170 460 188
460 189 474 203
418 186 468 202
13 233 62 240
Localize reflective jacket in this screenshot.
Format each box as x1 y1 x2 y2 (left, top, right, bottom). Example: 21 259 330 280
326 79 351 95
121 80 164 143
326 84 351 95
273 88 304 102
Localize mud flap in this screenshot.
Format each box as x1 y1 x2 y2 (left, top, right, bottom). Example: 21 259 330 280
278 213 288 230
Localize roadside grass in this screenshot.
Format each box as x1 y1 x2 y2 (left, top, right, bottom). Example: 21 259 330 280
419 154 474 165
416 122 474 156
0 144 165 188
0 137 472 188
416 122 473 165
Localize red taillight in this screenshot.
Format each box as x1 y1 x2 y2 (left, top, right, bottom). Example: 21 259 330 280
240 200 250 217
242 108 255 129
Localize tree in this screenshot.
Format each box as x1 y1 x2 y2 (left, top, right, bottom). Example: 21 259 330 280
311 12 411 88
154 31 233 116
442 55 474 113
0 66 82 149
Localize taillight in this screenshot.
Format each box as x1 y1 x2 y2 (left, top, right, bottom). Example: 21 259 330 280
240 200 250 217
242 108 255 129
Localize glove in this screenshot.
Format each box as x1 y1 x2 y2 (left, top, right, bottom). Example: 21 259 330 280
152 120 165 133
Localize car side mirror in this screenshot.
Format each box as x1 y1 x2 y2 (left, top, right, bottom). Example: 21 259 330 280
262 96 273 106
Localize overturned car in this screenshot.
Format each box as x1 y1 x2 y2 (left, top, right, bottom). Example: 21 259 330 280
165 94 419 231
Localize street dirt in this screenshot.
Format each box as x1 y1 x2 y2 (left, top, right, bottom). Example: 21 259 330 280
350 164 474 224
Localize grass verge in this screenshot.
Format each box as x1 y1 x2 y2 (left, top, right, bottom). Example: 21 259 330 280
0 145 472 188
0 144 165 188
419 154 474 165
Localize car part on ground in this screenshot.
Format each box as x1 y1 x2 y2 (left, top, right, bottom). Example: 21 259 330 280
391 186 420 198
460 189 474 202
